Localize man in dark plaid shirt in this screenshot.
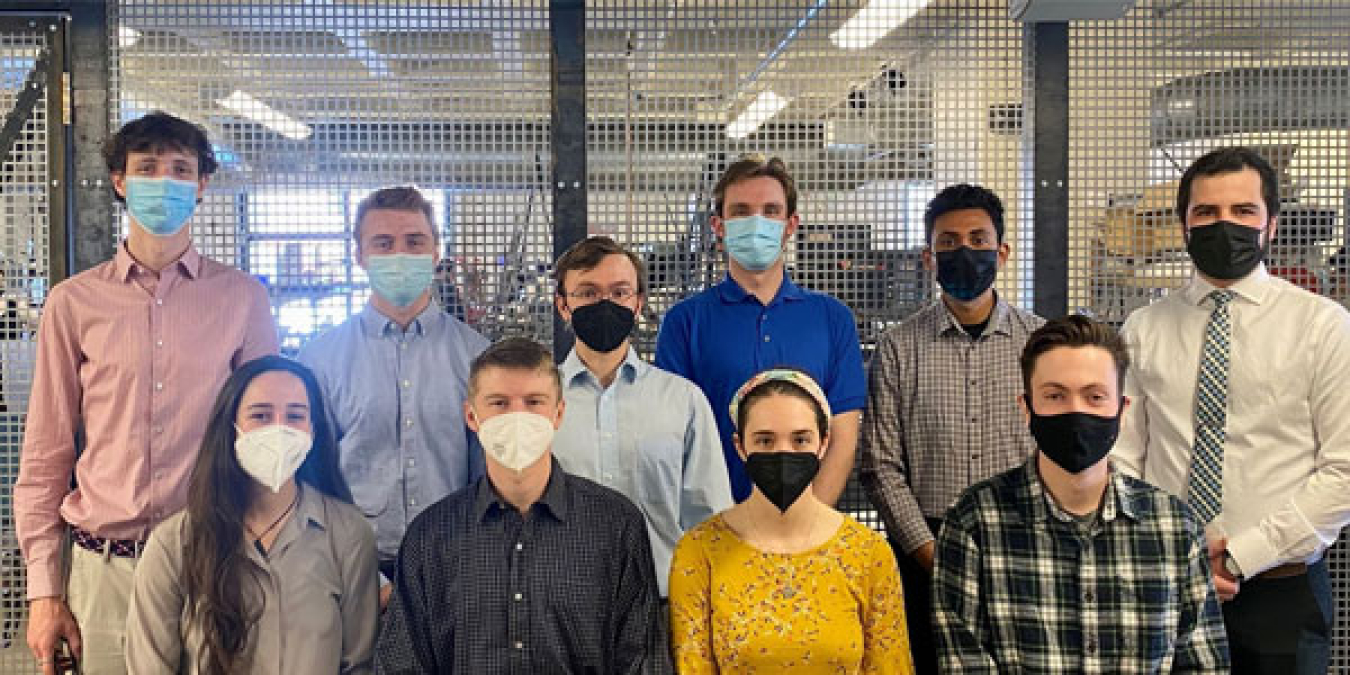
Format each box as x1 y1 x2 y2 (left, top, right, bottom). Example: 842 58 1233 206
375 338 664 674
933 315 1229 673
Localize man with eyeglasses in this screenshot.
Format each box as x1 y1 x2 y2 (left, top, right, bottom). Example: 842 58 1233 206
551 236 731 613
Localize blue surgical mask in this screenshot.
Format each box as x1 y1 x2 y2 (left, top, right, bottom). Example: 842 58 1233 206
724 214 786 271
125 176 199 237
366 253 434 307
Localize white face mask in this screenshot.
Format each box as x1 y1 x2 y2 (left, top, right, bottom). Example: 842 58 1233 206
234 424 312 493
475 411 555 472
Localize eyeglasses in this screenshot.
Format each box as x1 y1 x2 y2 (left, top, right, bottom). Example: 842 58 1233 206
565 287 638 303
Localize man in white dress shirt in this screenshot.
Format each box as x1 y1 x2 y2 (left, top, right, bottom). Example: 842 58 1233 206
1113 146 1350 674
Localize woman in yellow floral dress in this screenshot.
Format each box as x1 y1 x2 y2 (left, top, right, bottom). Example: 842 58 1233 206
669 368 915 674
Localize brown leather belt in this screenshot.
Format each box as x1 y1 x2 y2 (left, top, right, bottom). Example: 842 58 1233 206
1254 562 1306 580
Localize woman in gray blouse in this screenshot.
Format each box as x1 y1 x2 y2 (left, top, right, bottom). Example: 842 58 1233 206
126 355 379 674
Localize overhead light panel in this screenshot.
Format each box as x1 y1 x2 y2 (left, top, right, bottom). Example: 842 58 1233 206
831 1 933 50
727 91 790 140
216 90 312 141
118 26 141 49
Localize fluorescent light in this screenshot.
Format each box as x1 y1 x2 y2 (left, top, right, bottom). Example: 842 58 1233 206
727 91 790 140
831 0 932 50
215 90 313 141
118 26 141 49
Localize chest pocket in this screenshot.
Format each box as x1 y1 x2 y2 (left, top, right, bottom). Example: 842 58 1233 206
636 432 684 525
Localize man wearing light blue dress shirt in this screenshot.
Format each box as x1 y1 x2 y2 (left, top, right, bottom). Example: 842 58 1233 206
551 236 732 599
298 186 489 606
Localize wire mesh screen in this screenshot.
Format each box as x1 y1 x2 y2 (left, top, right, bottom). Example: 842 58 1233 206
0 16 58 670
584 1 1030 530
113 0 554 351
1068 0 1350 666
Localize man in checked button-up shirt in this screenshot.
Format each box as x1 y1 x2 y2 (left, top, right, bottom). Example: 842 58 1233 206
298 186 489 607
376 337 661 673
932 315 1229 674
859 184 1042 672
15 112 279 675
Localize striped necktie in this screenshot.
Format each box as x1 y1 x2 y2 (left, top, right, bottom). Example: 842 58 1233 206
1187 289 1235 523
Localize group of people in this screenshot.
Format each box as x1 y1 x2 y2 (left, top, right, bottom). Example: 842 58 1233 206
9 110 1348 675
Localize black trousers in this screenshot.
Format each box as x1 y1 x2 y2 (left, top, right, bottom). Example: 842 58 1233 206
890 518 945 675
1224 559 1333 675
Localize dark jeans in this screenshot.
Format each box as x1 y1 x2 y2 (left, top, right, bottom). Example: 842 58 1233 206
890 517 945 675
1224 558 1333 675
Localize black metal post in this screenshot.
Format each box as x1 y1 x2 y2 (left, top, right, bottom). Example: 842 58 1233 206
549 0 586 359
1030 21 1070 319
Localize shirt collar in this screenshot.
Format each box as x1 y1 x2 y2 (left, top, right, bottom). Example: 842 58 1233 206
1181 263 1273 307
1018 458 1141 525
934 292 1014 339
561 345 647 389
473 456 571 523
114 241 202 282
714 271 805 306
358 300 445 339
294 483 328 531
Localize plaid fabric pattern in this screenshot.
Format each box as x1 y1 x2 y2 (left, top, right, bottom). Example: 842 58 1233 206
860 297 1043 553
1186 290 1234 523
932 461 1230 674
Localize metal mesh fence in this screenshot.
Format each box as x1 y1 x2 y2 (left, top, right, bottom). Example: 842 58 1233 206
1069 0 1350 665
0 0 1344 669
0 16 58 668
583 0 1030 532
114 0 555 349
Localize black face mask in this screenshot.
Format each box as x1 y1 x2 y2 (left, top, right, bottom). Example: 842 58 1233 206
936 247 999 302
569 300 635 353
1187 220 1266 281
1026 399 1121 474
744 452 820 513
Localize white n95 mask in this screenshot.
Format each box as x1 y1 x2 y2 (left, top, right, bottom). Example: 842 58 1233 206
476 411 554 472
234 424 312 492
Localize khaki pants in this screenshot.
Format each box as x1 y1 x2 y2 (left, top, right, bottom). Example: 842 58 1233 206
65 543 137 675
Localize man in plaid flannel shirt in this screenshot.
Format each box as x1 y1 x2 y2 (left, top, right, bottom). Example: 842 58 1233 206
932 315 1229 673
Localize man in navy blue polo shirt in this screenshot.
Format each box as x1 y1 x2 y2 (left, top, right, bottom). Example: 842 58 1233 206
655 154 866 504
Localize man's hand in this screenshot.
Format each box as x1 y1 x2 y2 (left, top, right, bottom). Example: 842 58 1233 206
913 541 936 572
380 581 393 610
27 597 81 675
1206 536 1240 602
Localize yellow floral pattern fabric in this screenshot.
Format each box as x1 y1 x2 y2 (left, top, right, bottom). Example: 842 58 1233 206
669 513 915 674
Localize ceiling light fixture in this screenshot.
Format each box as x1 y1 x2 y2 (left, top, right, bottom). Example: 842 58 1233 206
118 26 141 49
831 1 933 50
216 90 312 141
726 91 790 140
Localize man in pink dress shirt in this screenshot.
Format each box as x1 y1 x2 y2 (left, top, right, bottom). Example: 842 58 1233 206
14 112 278 675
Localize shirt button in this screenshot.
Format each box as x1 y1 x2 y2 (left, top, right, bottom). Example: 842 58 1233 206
153 425 163 434
408 498 416 507
514 592 523 601
405 418 414 428
969 417 977 423
156 340 164 348
603 473 613 480
155 299 163 306
155 382 164 391
1085 638 1097 654
402 380 411 388
400 342 408 350
763 335 770 342
514 641 524 650
515 542 523 552
407 458 416 467
968 379 976 385
1083 589 1094 602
